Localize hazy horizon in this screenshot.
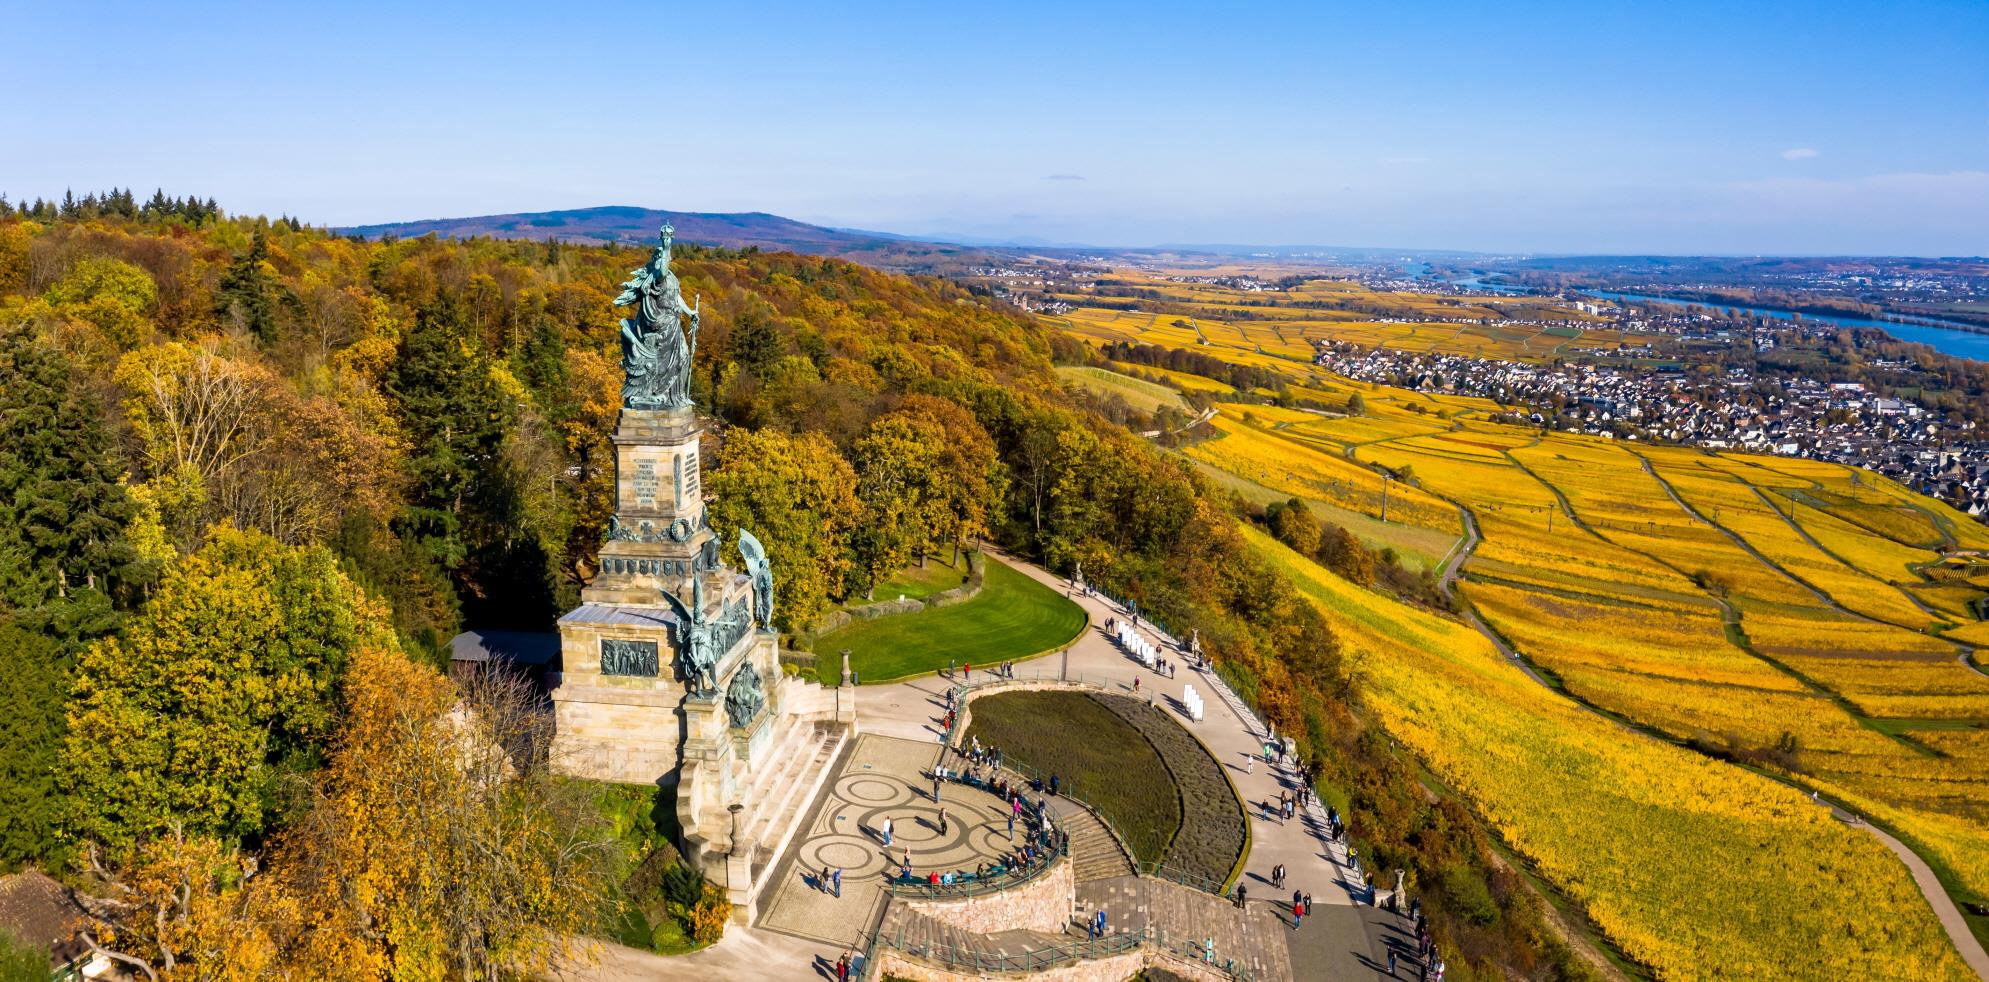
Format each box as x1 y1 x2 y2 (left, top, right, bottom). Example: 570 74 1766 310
8 0 1986 255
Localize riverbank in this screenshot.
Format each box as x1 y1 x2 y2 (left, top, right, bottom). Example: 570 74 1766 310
1588 290 1989 360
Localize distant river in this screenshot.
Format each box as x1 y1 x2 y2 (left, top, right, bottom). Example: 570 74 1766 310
1589 291 1989 364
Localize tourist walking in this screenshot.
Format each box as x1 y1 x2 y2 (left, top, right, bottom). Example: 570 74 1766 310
1235 882 1247 909
832 866 842 898
882 816 893 846
938 806 949 834
1389 950 1398 977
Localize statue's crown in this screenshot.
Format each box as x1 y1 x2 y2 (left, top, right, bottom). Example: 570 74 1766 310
660 223 675 251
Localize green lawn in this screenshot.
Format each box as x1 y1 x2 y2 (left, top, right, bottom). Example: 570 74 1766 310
963 690 1181 864
822 558 1086 683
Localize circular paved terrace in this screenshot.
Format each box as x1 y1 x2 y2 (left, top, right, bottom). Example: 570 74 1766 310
759 733 1050 944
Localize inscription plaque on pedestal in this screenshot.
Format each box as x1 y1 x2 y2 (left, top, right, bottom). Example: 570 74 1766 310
634 458 660 509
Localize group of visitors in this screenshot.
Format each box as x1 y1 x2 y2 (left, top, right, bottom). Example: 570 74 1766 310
1273 789 1299 824
884 766 1067 893
816 864 843 898
1087 908 1108 939
832 949 863 980
1289 889 1314 930
958 735 1007 776
1407 898 1446 981
945 658 1017 681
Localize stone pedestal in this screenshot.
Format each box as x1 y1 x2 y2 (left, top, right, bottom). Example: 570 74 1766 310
545 237 827 930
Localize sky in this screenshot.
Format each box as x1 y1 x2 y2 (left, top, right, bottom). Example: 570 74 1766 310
7 0 1988 255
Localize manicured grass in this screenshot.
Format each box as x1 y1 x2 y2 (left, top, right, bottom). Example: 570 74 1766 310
847 554 971 606
963 691 1247 885
1097 696 1248 887
962 690 1181 864
824 558 1086 683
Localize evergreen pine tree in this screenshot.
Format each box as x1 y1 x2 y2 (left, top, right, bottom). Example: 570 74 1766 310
386 296 516 572
215 230 280 345
0 324 145 640
0 624 71 871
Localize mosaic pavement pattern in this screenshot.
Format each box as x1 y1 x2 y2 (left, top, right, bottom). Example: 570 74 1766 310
758 733 1042 945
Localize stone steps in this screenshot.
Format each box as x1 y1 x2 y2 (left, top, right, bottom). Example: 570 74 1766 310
744 720 850 881
1059 806 1135 882
1075 874 1293 982
877 903 1077 971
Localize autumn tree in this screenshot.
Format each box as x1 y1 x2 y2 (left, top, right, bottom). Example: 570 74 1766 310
848 414 943 597
60 528 395 854
273 649 616 981
42 256 157 349
1317 524 1375 587
1265 497 1322 556
116 339 395 548
73 829 278 981
704 428 859 630
890 394 1007 564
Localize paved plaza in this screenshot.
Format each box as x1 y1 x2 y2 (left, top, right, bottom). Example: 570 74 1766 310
759 733 1042 946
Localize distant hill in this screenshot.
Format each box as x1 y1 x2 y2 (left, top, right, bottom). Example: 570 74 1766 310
341 206 1001 275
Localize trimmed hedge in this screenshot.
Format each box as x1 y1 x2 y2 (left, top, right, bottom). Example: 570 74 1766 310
1097 695 1247 886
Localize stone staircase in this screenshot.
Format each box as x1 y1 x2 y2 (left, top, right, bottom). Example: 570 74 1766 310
876 902 1084 970
1075 874 1294 982
1053 800 1136 882
743 719 851 882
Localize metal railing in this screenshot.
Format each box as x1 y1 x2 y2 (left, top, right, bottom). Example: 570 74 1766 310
877 923 1257 981
943 676 1238 901
1138 859 1230 896
883 771 1068 901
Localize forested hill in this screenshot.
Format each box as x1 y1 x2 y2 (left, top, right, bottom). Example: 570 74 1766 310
341 205 999 274
0 200 1591 979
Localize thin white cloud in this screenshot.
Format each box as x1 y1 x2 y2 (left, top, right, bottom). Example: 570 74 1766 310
1043 173 1085 181
1781 147 1819 160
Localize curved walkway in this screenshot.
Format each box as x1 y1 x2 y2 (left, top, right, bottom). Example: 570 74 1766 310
856 553 1402 980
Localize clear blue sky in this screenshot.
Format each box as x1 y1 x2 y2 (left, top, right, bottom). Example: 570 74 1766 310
7 1 1986 254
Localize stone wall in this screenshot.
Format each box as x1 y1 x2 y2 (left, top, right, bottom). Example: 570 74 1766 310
806 554 985 637
872 945 1235 982
900 854 1073 934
